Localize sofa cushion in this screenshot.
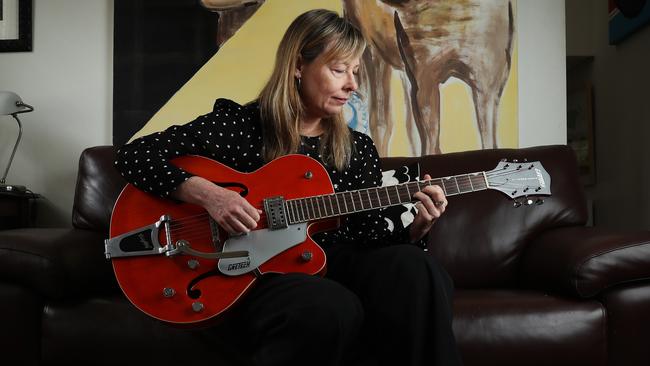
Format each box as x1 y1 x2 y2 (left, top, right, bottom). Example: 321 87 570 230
521 226 650 297
0 228 116 299
453 289 606 366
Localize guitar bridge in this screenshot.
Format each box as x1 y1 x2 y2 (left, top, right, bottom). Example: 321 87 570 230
264 196 288 230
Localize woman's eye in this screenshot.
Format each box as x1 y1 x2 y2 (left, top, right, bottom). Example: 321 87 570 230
332 68 346 74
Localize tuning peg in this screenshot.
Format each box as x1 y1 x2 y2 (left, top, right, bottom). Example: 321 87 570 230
524 198 534 206
535 198 545 205
513 200 522 208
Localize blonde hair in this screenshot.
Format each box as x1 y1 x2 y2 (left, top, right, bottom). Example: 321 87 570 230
258 9 366 170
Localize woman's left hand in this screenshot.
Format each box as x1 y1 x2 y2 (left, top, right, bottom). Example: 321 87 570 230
409 174 447 242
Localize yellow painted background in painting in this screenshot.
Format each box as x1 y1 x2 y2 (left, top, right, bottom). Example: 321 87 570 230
131 0 518 156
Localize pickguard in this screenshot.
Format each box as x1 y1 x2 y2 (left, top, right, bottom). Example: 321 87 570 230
217 223 308 276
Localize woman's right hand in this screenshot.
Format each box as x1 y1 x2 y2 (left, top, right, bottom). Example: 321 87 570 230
173 176 262 235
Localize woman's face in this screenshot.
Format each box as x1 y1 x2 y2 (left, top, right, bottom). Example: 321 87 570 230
296 54 360 121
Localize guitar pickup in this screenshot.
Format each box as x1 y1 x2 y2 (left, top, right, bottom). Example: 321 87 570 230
263 196 288 230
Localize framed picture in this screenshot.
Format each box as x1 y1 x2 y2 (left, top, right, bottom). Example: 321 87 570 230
567 82 596 185
0 0 32 52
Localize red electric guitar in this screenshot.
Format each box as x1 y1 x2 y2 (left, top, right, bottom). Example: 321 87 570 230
105 154 551 327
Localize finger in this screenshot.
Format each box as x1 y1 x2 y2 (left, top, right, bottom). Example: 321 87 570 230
414 193 440 220
235 208 259 231
238 200 261 223
217 218 236 235
226 215 252 234
421 185 447 212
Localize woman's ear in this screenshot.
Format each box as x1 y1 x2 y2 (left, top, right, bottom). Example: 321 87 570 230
295 56 303 79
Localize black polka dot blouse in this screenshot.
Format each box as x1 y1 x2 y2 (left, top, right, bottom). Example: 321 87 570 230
115 98 410 247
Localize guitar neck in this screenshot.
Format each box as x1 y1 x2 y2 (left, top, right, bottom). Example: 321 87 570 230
285 171 488 224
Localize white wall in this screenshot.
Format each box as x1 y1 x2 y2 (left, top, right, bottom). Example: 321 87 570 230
0 0 565 227
518 0 567 147
0 0 113 227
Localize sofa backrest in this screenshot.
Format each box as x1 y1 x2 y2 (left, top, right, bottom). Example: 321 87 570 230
381 145 588 288
74 144 587 288
72 146 126 232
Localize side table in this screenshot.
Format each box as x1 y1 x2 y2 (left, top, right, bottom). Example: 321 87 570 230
0 191 40 230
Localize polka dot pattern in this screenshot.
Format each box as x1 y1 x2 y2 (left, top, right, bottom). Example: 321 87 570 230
115 98 410 247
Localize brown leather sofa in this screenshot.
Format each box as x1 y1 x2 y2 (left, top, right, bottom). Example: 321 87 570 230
2 144 650 366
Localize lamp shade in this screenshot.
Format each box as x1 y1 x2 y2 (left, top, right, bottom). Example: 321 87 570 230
0 91 33 116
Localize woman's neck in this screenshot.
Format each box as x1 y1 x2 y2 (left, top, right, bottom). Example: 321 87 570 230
300 117 323 137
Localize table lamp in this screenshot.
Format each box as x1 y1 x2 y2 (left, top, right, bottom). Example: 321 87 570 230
0 91 34 193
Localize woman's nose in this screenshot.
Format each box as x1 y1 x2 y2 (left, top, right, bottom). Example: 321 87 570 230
345 72 358 92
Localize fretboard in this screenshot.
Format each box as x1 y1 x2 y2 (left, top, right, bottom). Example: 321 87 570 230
285 171 488 224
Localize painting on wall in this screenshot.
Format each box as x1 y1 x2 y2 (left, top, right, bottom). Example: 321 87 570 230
609 0 650 44
115 0 518 157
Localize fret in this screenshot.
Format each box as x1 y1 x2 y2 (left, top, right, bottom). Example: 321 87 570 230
284 201 291 224
308 198 316 219
375 188 382 207
467 174 474 191
443 177 458 195
357 191 364 210
436 178 447 195
473 173 487 190
341 193 349 213
330 195 339 215
315 197 323 218
366 189 374 208
385 186 392 205
298 199 305 221
303 199 310 220
321 196 328 217
454 177 460 194
348 192 356 212
324 195 331 217
456 175 469 193
325 195 331 216
293 200 299 223
393 185 402 204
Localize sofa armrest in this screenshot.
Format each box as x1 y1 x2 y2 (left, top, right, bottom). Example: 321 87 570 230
0 228 117 299
520 226 650 298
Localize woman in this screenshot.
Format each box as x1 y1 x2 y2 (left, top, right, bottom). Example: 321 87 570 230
116 8 461 366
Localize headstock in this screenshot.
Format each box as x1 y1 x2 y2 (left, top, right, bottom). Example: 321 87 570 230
486 160 551 203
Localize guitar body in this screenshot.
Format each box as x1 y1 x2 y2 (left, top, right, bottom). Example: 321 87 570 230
109 154 336 327
108 153 552 327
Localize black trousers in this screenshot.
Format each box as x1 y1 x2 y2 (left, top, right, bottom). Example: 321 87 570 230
212 243 462 366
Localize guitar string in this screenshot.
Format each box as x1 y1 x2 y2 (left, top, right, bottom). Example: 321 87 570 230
166 169 539 229
167 180 517 228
